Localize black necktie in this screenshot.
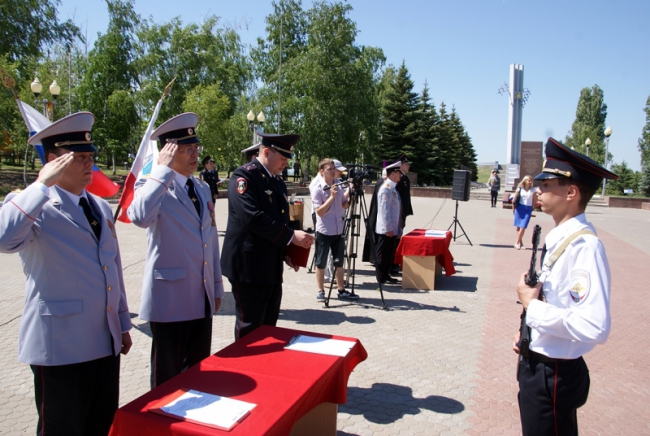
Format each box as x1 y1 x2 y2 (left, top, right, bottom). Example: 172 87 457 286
79 197 101 240
186 179 201 215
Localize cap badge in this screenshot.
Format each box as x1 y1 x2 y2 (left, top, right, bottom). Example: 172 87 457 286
188 128 194 135
85 132 92 141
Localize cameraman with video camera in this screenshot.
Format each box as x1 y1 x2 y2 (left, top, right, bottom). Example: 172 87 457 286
311 158 357 302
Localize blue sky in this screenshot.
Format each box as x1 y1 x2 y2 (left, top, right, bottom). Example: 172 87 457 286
58 0 650 171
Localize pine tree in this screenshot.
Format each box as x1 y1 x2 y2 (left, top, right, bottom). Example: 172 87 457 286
449 107 478 181
435 102 456 186
638 95 650 167
376 61 421 164
418 83 440 185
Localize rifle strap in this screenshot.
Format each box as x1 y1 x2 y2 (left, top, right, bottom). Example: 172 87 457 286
542 230 596 270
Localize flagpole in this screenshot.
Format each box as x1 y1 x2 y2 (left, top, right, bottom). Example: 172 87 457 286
113 77 176 221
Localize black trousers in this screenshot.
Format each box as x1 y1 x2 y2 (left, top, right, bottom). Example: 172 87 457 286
149 298 213 389
490 190 499 206
31 354 120 436
518 356 590 436
375 233 397 281
231 280 282 340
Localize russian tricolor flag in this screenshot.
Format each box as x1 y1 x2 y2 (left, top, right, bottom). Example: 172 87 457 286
114 97 163 223
17 100 120 198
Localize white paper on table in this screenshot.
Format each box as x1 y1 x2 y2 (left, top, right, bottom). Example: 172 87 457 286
284 335 355 357
159 389 256 430
425 230 447 237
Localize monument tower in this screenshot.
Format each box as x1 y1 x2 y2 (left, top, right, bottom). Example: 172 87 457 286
498 64 530 188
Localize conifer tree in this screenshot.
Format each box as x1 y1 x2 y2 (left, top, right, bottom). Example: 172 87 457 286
435 102 456 186
449 107 478 181
417 83 440 185
376 61 421 164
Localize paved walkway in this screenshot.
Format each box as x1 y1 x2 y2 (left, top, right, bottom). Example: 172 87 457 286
1 193 648 435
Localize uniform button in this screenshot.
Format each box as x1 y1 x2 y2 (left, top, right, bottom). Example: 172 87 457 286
204 261 208 265
107 286 112 291
103 265 108 271
203 278 206 283
204 243 207 248
107 306 111 312
282 209 285 213
201 226 204 230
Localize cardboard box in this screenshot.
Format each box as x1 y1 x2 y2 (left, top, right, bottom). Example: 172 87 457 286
402 255 443 291
289 202 304 231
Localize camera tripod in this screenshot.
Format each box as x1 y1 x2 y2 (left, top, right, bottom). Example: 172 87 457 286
321 179 387 310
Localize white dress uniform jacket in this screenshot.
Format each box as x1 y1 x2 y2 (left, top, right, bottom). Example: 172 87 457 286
376 179 401 236
527 213 611 359
127 165 224 323
0 183 132 366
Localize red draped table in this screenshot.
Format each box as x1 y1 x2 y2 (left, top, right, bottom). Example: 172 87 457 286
394 229 456 290
109 325 367 436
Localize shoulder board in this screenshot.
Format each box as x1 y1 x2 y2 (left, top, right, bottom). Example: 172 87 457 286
243 162 258 171
385 183 390 188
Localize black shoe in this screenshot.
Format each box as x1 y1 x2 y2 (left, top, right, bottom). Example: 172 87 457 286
337 290 359 301
380 276 398 284
389 266 401 275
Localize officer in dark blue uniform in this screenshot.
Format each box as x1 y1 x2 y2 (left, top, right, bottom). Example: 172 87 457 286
221 133 314 340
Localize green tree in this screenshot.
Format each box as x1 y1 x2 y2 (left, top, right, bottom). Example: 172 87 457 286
136 16 254 125
253 0 383 176
417 82 440 185
639 161 650 197
376 61 421 164
449 106 478 181
608 161 636 195
638 95 650 167
0 0 82 68
435 102 456 186
77 0 140 171
564 85 609 165
182 84 232 169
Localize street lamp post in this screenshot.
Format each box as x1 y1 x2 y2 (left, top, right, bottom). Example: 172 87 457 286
601 126 613 196
247 110 265 145
585 137 591 157
30 77 60 121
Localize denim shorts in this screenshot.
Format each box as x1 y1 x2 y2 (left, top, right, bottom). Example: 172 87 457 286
315 232 345 269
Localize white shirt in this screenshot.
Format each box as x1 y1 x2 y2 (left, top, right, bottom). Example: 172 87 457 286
518 187 534 207
526 213 611 359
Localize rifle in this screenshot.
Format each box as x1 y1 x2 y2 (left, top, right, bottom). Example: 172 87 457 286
517 224 542 363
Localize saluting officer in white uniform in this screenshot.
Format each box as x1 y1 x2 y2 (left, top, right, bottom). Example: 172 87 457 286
374 162 402 284
128 113 224 388
513 137 618 436
0 112 132 436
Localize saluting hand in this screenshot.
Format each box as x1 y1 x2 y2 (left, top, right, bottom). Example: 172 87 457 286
36 152 74 187
158 140 178 168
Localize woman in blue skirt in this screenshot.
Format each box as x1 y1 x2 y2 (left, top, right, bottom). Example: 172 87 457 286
513 175 534 249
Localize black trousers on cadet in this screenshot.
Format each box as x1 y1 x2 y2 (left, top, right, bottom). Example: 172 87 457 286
31 354 120 436
518 355 590 436
149 295 213 389
231 280 282 340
